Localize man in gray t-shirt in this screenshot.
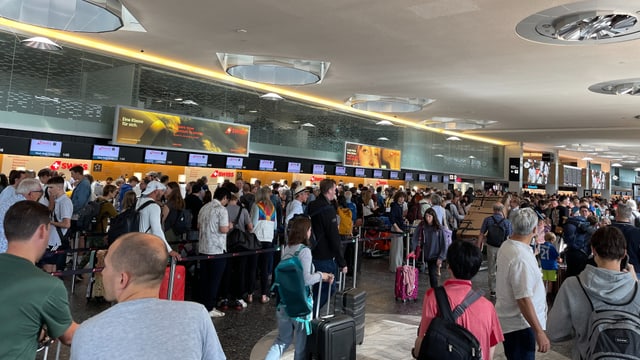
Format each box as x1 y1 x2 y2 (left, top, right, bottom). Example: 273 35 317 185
71 233 226 360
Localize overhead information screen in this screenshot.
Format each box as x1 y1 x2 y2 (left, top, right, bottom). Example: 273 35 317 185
113 106 250 156
30 139 62 157
92 145 120 161
343 141 401 170
563 165 582 187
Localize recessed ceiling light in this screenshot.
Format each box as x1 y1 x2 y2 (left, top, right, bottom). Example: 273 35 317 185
446 136 462 141
590 79 640 96
346 94 434 113
582 157 594 161
301 123 315 127
181 100 198 105
468 155 476 159
248 110 258 113
260 92 284 101
218 53 330 85
375 120 394 126
434 154 445 157
21 37 62 51
611 163 623 167
377 137 390 141
174 97 183 101
555 144 567 148
634 168 640 171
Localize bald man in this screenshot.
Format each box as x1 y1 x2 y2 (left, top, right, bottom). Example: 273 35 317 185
71 233 226 360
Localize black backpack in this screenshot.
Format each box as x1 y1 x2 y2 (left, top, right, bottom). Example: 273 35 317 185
171 208 193 236
107 200 157 245
76 200 104 232
418 287 483 360
485 216 506 247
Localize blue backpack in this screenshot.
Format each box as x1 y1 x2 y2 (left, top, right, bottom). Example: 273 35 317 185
271 245 314 333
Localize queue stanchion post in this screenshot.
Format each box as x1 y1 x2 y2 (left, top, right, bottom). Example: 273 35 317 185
353 234 359 289
167 256 176 301
71 231 80 294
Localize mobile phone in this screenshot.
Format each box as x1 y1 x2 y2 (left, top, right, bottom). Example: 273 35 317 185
621 255 629 271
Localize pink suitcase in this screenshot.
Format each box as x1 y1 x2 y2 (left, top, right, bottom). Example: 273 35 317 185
394 256 419 302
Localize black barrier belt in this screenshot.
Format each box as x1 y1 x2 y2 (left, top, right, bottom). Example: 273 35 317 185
43 246 108 255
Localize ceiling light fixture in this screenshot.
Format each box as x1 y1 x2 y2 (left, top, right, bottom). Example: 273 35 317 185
634 168 640 171
21 36 62 51
217 53 330 85
434 154 445 157
260 92 284 101
468 155 476 159
376 120 394 126
589 79 640 96
181 100 198 106
0 0 126 33
346 94 434 113
516 1 640 45
446 136 462 141
377 137 389 141
582 157 594 161
422 117 497 130
611 162 623 167
301 123 315 127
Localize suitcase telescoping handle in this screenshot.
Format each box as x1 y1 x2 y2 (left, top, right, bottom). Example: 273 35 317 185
167 256 177 301
338 271 346 292
407 253 416 268
315 274 335 318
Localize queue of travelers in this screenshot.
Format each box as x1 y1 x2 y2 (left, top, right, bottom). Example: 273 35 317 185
2 165 640 360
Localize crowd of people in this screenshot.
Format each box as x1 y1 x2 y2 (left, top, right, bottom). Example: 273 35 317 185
1 164 640 360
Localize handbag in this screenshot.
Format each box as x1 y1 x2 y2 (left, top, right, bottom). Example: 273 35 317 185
226 208 262 252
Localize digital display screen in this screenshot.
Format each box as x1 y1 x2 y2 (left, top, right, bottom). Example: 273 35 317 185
313 164 325 175
144 149 167 164
405 172 414 181
335 166 347 176
259 159 275 171
390 171 399 180
524 159 550 185
29 139 62 157
92 145 120 161
355 168 365 177
287 162 301 173
431 174 441 183
343 141 401 170
591 169 607 190
226 157 243 169
188 153 208 167
113 106 250 156
373 169 383 178
418 173 427 182
563 165 582 187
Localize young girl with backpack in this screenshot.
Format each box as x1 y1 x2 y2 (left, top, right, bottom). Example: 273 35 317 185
265 217 334 360
249 186 278 304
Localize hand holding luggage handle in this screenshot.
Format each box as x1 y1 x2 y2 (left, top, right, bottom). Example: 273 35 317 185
315 274 335 318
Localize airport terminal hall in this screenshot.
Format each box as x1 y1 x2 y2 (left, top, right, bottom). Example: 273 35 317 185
3 1 640 359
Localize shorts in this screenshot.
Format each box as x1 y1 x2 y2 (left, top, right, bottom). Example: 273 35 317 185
542 269 557 281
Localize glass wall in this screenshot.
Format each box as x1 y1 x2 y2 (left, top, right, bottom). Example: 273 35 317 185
0 31 504 178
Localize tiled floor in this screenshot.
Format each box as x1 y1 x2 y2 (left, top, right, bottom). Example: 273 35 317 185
48 254 573 360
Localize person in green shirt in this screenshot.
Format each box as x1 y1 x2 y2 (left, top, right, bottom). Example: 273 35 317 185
0 200 78 359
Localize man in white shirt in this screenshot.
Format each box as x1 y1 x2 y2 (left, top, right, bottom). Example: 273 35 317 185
137 181 180 260
285 187 309 226
40 176 72 273
495 207 550 360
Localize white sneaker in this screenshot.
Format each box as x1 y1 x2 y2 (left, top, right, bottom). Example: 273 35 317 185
209 308 225 318
237 299 248 308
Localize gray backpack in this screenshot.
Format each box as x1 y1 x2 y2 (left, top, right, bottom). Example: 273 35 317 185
577 277 640 360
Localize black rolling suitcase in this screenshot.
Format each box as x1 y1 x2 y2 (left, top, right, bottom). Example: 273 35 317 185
335 268 366 345
308 280 356 360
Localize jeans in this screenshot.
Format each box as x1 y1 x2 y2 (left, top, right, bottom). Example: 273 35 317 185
312 258 337 309
426 258 439 289
265 307 308 360
486 244 499 293
503 327 535 360
259 241 275 296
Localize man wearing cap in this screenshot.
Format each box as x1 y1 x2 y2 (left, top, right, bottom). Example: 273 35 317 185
137 180 180 260
285 186 309 227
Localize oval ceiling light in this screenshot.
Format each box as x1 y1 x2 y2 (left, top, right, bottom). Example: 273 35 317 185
589 78 640 96
434 154 445 157
446 136 462 141
516 1 640 45
422 117 497 130
346 94 434 113
217 53 330 85
377 137 390 141
301 122 315 127
260 92 284 101
634 168 640 171
611 162 623 167
0 0 124 33
582 157 594 161
21 36 62 51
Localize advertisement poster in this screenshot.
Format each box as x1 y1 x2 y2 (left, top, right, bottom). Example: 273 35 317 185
343 142 401 170
114 106 250 156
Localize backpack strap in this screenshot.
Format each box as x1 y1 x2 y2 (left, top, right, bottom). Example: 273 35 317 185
434 286 456 323
452 289 484 320
576 276 594 311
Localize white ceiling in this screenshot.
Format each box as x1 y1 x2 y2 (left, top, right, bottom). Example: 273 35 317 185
21 0 640 162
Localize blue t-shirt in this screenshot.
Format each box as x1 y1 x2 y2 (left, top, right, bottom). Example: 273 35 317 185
539 241 559 271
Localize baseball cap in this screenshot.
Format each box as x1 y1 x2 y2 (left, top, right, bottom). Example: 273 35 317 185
142 180 166 195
